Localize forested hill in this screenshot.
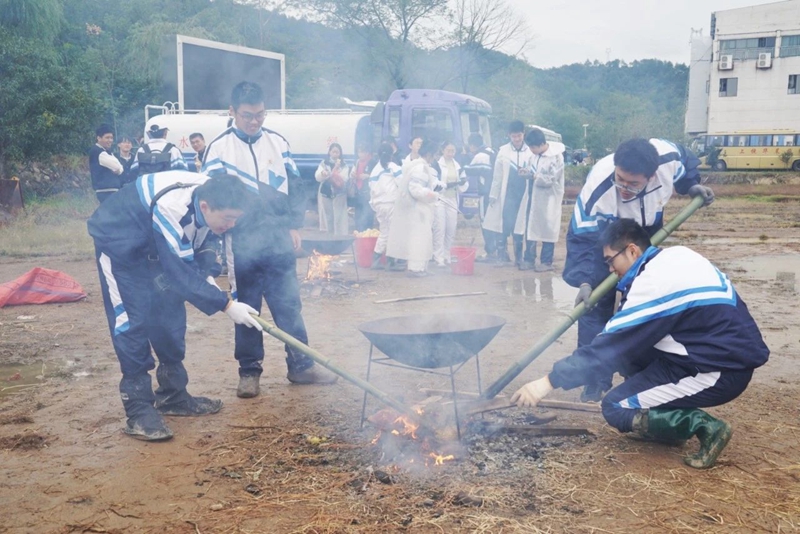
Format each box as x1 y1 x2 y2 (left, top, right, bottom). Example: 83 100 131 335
0 0 688 179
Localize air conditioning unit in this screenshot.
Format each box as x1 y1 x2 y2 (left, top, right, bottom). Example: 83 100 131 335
757 52 772 69
718 54 734 70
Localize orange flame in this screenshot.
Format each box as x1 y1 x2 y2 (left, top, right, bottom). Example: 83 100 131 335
306 250 335 280
392 415 419 439
428 453 455 466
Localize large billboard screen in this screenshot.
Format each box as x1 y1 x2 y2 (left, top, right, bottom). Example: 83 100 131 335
161 35 285 110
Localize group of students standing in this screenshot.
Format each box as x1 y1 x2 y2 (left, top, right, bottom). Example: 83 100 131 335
312 120 568 277
479 120 566 272
89 123 194 203
314 136 471 276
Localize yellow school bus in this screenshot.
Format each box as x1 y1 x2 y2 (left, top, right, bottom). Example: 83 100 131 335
694 132 800 171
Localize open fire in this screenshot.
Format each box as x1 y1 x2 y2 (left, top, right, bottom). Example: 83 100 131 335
368 407 457 468
306 250 336 281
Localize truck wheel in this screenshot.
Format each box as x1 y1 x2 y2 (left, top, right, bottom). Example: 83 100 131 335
792 160 800 172
713 160 727 171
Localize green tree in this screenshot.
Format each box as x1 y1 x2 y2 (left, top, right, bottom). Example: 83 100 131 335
0 0 63 41
0 29 99 178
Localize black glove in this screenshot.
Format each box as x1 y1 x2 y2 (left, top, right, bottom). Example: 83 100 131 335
434 183 444 193
687 184 715 207
574 283 593 309
446 181 459 189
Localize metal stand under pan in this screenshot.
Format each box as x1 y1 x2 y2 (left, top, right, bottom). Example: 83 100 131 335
358 313 506 440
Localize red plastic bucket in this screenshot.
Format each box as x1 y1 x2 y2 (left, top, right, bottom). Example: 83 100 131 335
450 246 477 276
355 236 379 268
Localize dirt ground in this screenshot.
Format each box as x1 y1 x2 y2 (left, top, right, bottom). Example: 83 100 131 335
1 195 800 533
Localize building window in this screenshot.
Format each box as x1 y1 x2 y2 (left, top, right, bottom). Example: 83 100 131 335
719 78 738 97
720 37 776 60
790 75 798 95
780 35 800 58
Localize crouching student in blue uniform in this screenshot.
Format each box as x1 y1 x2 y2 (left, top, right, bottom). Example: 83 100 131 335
88 170 263 441
512 219 769 469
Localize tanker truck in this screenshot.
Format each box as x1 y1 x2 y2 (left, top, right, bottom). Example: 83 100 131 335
144 88 492 211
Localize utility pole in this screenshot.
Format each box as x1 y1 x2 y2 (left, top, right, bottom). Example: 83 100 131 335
582 124 589 150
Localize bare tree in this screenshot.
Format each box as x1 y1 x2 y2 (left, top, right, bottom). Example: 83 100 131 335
449 0 532 92
292 0 449 89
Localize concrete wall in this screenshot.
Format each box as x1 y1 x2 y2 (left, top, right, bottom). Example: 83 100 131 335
685 34 712 135
686 0 800 135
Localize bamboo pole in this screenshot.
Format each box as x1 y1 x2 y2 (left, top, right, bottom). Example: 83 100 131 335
249 315 424 427
482 196 706 400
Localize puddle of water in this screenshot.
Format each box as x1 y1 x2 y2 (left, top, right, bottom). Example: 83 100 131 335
728 254 800 289
498 276 577 309
0 362 49 398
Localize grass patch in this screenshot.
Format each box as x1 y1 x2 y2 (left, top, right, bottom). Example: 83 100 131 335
0 193 96 259
742 194 800 203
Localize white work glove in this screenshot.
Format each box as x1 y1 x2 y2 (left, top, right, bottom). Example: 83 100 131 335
206 275 220 290
687 184 715 206
574 283 593 308
224 301 263 331
511 375 554 409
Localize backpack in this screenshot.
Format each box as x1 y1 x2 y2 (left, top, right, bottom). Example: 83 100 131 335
137 143 175 175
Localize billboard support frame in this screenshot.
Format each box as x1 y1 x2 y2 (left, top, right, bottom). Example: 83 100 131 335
174 35 286 111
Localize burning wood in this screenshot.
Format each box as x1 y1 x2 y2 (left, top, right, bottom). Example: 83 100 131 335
367 406 460 469
306 250 335 281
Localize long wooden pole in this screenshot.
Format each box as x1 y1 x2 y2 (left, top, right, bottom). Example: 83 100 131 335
249 315 424 426
481 196 706 400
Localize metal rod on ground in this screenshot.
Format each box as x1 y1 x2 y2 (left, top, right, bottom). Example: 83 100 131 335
482 196 706 400
374 292 486 304
250 315 424 427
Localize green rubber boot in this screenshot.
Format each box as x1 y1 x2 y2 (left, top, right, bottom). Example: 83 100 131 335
637 408 733 469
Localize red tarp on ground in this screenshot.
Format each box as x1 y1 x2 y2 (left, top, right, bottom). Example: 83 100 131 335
0 268 87 308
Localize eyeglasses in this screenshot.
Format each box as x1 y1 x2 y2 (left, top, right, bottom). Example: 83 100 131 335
236 111 266 122
613 180 646 195
604 245 629 266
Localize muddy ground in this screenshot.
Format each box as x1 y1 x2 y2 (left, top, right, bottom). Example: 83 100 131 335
1 195 800 533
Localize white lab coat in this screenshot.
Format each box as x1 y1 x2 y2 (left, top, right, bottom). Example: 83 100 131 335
482 142 532 235
386 158 439 271
369 162 402 255
315 160 350 235
524 142 565 243
433 157 468 264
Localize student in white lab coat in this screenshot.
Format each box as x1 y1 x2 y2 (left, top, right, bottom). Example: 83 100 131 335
314 143 350 235
386 139 442 277
519 128 566 271
432 141 468 266
369 142 402 269
482 120 532 264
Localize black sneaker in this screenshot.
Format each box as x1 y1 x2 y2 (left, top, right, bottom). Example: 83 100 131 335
157 395 223 416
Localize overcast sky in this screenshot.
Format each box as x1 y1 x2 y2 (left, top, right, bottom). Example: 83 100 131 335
509 0 779 68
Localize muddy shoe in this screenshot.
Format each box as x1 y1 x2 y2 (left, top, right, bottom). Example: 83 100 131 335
580 383 608 403
237 375 261 398
287 365 339 385
684 416 733 469
124 410 174 442
157 395 223 417
534 263 554 272
518 262 534 271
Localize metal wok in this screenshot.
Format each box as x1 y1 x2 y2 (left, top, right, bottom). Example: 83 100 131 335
359 313 506 369
299 230 355 256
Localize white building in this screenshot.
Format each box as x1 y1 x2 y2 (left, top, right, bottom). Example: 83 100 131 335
685 0 800 138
